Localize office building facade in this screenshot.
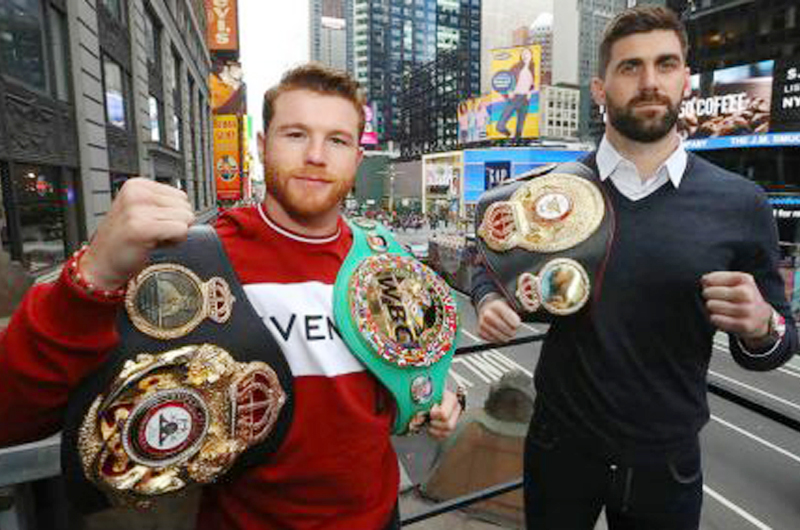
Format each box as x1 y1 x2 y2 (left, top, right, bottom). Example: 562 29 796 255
354 0 481 145
0 0 214 276
310 0 354 73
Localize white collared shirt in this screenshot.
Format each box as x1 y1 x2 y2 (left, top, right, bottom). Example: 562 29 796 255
595 135 780 356
596 135 687 201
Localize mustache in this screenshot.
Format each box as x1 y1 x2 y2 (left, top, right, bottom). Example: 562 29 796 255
288 168 334 181
629 91 673 107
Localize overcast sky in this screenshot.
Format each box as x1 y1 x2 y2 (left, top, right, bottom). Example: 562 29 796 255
240 1 309 136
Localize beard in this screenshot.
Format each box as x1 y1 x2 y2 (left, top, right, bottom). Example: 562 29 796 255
265 164 354 222
606 89 680 143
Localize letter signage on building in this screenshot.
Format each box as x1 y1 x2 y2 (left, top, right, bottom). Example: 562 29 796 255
205 0 239 52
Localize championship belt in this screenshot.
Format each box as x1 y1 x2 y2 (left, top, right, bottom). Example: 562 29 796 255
61 226 294 512
333 219 459 435
475 162 614 320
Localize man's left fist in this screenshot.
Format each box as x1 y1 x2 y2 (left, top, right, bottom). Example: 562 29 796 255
701 271 772 340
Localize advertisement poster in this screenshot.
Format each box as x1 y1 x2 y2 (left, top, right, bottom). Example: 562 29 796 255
680 60 774 146
213 115 241 201
361 103 378 145
205 0 239 52
458 96 490 144
484 161 511 189
210 61 245 115
486 45 541 139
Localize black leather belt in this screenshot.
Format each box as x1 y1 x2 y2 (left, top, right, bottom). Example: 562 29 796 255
62 226 294 511
475 162 615 321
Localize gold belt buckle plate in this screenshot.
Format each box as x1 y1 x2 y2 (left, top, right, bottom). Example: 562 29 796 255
349 254 458 368
125 263 235 340
78 344 286 508
478 173 605 253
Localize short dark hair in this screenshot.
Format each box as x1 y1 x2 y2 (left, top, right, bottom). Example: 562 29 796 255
262 63 366 139
598 6 688 78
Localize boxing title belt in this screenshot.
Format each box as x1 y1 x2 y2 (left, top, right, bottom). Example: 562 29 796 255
333 219 459 435
476 162 614 320
61 226 294 512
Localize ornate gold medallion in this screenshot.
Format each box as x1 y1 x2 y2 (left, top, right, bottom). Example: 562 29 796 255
348 254 458 367
478 173 605 253
78 344 286 508
126 264 235 339
367 233 389 253
538 258 590 315
516 272 542 313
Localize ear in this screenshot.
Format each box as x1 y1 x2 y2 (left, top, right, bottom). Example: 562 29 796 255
590 77 606 107
682 66 692 99
257 131 265 164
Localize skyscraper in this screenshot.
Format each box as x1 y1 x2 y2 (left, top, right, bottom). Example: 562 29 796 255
353 0 481 145
310 0 354 73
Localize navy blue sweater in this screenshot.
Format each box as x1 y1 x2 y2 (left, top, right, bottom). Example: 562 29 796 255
472 153 798 461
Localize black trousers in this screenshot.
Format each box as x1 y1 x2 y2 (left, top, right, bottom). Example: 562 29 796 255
523 401 703 530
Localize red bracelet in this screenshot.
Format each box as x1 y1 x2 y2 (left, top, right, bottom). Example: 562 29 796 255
65 245 127 302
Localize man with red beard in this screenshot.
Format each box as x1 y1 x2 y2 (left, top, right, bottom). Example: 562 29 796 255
0 64 461 529
472 6 797 530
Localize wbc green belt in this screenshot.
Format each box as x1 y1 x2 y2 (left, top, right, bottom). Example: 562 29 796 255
333 219 459 435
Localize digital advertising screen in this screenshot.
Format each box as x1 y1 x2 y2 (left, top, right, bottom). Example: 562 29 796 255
681 58 800 150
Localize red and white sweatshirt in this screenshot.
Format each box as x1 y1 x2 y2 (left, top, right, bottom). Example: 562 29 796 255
0 205 399 529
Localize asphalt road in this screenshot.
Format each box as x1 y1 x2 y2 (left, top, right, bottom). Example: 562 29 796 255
394 228 800 530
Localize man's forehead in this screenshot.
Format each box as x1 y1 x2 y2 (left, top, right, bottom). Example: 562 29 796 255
608 30 684 64
270 89 360 130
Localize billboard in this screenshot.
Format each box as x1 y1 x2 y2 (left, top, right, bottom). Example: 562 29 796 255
680 60 773 142
361 104 378 145
210 61 245 114
770 58 800 133
678 59 800 150
485 45 542 139
213 115 241 200
458 96 490 144
205 0 239 52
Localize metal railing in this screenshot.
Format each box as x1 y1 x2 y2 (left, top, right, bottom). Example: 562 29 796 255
400 332 544 526
399 332 800 527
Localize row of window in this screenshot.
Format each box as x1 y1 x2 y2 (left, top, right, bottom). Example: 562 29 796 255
0 0 70 100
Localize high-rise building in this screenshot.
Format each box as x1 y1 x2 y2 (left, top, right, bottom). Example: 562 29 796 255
530 12 553 86
398 49 473 158
550 0 630 141
0 0 215 277
310 0 354 73
354 0 481 145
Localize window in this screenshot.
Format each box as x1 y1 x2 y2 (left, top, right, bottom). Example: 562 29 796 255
102 0 126 24
0 0 47 90
103 56 126 128
144 8 161 66
110 173 130 198
172 50 182 150
12 164 65 272
148 95 162 142
48 6 70 100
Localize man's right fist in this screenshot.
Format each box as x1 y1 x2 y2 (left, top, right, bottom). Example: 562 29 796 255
79 178 195 290
477 296 521 343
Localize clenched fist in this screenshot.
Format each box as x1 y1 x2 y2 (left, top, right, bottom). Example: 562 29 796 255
79 178 195 290
701 271 773 343
477 295 521 343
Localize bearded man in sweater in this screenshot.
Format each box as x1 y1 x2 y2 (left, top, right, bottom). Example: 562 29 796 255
0 64 462 529
472 6 798 530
